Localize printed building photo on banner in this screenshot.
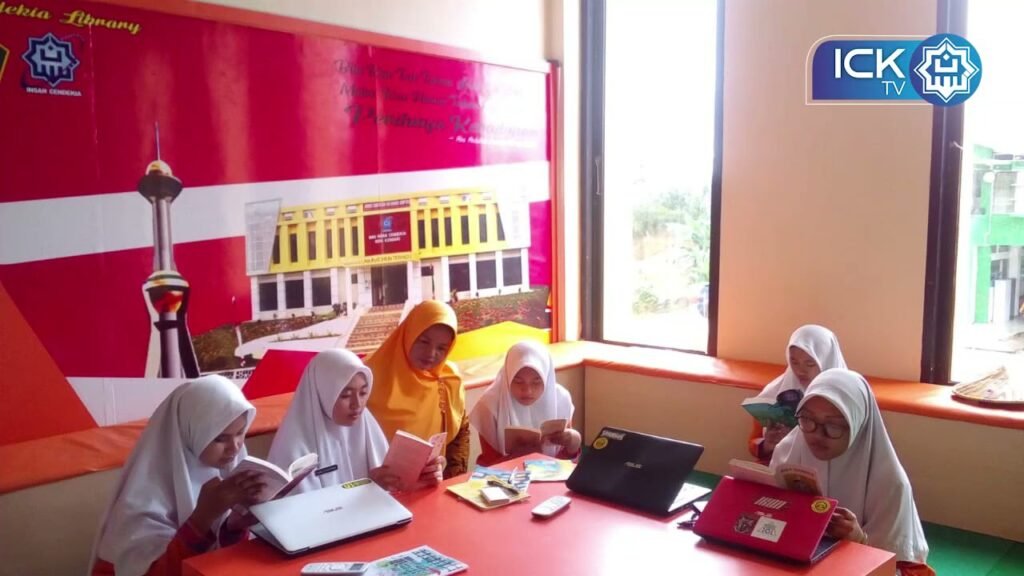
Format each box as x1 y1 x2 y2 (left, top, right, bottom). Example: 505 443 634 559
0 0 552 442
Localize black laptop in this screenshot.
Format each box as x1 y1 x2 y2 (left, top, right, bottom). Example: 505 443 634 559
566 426 710 516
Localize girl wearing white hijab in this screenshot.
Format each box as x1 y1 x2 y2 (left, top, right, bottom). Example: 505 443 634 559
90 376 264 576
469 340 579 465
749 324 847 461
770 369 933 575
267 349 442 493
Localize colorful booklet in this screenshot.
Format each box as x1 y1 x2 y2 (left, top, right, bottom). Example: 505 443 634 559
741 389 804 429
370 545 468 576
446 466 531 510
524 458 576 482
471 466 531 492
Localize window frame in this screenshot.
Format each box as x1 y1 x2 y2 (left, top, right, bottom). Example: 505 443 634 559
580 0 723 355
920 0 968 384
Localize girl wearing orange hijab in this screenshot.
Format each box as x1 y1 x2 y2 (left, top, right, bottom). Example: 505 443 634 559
365 300 469 478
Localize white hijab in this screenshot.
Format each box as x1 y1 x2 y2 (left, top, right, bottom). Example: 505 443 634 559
759 324 847 400
469 340 574 455
92 375 255 576
267 349 388 494
770 369 929 564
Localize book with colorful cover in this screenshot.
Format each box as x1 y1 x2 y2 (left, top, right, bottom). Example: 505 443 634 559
370 545 468 576
524 458 576 482
470 465 532 491
741 389 804 428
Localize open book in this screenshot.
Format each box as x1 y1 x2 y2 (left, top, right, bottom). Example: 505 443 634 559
504 418 567 455
741 394 801 429
728 458 822 496
381 430 447 489
229 453 319 504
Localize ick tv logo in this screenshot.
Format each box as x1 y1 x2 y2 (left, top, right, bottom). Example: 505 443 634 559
808 34 981 106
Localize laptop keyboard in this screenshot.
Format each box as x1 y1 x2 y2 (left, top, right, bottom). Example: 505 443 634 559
671 482 712 510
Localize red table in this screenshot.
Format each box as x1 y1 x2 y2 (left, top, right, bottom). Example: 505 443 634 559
183 457 896 575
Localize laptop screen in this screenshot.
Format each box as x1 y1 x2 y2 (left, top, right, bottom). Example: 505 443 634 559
567 427 704 514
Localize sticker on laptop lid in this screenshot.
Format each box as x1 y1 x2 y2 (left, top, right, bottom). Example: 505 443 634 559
750 516 787 543
733 513 757 535
341 478 372 489
754 496 788 511
600 429 625 440
593 437 609 449
811 499 831 513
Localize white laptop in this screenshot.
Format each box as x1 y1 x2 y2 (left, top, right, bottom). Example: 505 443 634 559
249 478 412 555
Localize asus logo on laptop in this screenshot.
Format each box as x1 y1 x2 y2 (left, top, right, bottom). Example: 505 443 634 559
625 461 643 469
754 496 788 510
601 430 625 440
323 505 344 514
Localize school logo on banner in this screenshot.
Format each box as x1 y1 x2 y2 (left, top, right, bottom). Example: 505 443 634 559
808 33 981 106
21 33 83 97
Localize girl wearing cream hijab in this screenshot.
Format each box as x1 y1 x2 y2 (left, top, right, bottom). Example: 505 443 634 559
770 369 933 576
366 300 469 477
267 349 441 493
90 376 264 576
469 340 580 465
749 324 847 461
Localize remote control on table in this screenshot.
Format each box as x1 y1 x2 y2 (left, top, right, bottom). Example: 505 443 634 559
300 562 369 575
531 495 571 518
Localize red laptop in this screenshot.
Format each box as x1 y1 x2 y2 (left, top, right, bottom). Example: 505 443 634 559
692 476 841 563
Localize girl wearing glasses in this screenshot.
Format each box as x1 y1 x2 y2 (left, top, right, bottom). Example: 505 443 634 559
770 369 933 576
748 325 847 462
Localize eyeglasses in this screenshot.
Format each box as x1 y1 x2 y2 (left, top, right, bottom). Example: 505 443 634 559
796 413 849 440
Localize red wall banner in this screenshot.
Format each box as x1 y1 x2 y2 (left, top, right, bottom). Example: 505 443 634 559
0 0 553 443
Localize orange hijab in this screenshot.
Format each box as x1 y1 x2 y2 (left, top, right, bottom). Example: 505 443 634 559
365 301 464 448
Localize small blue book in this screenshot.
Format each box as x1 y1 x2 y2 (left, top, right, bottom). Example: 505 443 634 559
741 397 799 428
